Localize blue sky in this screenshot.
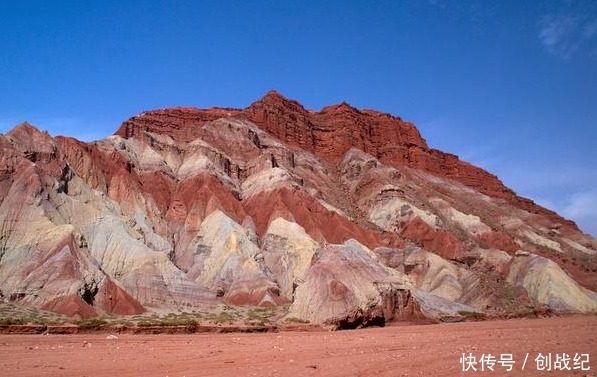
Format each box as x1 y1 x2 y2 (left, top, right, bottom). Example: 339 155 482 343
1 0 596 235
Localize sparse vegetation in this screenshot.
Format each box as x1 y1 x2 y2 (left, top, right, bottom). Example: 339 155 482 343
209 312 236 324
243 307 280 326
0 301 68 326
504 305 552 319
0 302 292 331
74 318 109 330
161 317 198 327
137 319 162 327
457 311 486 320
247 307 276 320
136 312 201 327
0 317 27 325
110 319 134 327
284 316 310 324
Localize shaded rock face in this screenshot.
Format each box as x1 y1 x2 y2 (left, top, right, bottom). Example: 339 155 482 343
1 92 596 323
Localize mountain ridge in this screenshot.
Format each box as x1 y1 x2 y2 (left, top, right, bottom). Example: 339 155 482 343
115 91 577 232
1 91 595 326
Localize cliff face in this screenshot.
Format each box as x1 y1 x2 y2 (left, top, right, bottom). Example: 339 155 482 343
1 92 596 324
241 92 572 226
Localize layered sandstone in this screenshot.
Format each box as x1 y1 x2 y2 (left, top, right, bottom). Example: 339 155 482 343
0 92 595 324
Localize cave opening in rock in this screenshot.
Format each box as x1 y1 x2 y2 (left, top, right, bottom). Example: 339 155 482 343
336 315 386 330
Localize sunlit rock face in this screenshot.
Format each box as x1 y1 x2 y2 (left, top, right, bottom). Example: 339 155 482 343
0 91 595 322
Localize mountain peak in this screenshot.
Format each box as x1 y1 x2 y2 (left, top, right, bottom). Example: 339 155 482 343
248 90 309 115
7 122 53 146
320 101 360 115
8 121 45 136
262 89 286 100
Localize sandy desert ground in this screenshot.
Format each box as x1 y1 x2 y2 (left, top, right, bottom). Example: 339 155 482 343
0 315 595 377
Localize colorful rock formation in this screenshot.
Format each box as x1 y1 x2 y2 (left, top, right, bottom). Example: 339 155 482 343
0 92 595 324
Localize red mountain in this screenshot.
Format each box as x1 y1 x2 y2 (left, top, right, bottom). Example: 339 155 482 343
1 91 595 327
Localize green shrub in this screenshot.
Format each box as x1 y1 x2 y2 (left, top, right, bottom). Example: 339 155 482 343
137 319 162 327
137 317 198 327
0 317 27 325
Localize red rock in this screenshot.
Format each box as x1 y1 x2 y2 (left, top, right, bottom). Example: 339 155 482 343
400 217 463 260
240 92 578 231
1 91 595 321
115 107 241 143
41 295 98 319
243 187 403 249
477 231 519 254
94 279 146 316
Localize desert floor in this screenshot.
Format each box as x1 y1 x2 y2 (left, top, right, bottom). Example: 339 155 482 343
0 315 595 377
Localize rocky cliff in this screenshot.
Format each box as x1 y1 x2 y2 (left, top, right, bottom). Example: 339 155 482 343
1 91 595 326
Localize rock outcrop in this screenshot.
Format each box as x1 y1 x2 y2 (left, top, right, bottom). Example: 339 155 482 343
288 240 480 328
1 92 595 323
507 251 597 313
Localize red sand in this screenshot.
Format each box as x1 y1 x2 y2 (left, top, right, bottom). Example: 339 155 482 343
0 316 595 376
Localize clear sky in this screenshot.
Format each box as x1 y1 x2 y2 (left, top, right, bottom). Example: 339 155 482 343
1 1 596 235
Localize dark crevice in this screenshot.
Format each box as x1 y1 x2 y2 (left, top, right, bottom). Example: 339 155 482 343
80 283 99 306
56 164 74 194
248 129 261 149
335 314 385 330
